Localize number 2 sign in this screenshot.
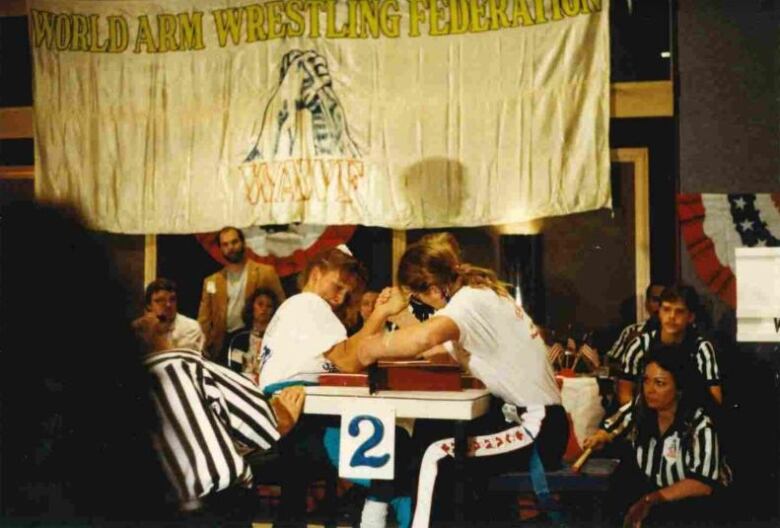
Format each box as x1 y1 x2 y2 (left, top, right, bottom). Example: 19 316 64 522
338 403 395 480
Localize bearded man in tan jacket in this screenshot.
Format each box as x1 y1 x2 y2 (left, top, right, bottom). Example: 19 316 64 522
198 226 285 362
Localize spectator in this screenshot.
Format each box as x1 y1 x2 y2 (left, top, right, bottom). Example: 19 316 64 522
227 287 281 375
360 289 380 323
197 226 285 363
144 277 205 352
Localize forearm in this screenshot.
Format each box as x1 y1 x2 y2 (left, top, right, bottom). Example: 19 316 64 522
657 478 713 502
389 309 420 329
197 282 209 322
324 340 363 373
325 306 394 373
343 306 397 361
326 310 392 372
625 478 712 527
585 398 633 448
582 428 613 451
617 379 635 405
359 317 459 366
380 325 436 361
709 385 723 404
420 344 458 364
362 326 433 364
270 397 295 436
266 275 286 303
360 306 394 336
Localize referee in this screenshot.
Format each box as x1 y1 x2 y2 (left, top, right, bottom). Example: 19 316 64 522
584 345 726 526
617 285 722 405
134 313 304 520
606 282 664 364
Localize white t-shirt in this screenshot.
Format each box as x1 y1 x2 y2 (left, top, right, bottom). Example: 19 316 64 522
168 313 205 353
437 286 561 407
258 292 346 391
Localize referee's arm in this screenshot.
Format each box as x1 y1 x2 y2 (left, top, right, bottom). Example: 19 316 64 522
603 399 635 434
607 323 633 361
149 361 278 504
684 410 721 486
695 340 723 404
209 365 281 448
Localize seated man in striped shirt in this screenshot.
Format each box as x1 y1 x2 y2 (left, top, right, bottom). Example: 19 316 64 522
606 282 665 366
617 285 722 405
133 313 304 518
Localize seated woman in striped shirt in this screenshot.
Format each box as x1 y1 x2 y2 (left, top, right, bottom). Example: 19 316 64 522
584 344 728 527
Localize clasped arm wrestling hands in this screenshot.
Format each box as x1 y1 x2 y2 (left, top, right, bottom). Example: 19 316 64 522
357 287 462 367
374 286 410 319
357 287 410 367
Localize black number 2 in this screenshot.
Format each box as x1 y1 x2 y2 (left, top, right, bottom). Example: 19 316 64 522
348 415 390 468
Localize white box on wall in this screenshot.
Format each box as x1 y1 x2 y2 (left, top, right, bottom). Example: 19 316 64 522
736 248 780 342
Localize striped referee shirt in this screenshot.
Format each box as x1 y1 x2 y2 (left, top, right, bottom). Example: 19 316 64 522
620 330 721 385
604 401 721 488
144 349 280 506
607 320 651 362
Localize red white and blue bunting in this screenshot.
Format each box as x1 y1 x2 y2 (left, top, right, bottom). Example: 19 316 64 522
196 224 355 277
678 194 780 309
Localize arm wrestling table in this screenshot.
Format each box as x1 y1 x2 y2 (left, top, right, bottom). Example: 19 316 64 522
303 386 492 523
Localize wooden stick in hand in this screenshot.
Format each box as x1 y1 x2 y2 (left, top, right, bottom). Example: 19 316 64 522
574 419 630 474
571 447 593 473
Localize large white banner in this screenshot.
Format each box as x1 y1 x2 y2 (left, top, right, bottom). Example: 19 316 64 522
30 0 611 234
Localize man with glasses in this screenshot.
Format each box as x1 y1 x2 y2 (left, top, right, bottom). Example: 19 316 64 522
145 278 204 353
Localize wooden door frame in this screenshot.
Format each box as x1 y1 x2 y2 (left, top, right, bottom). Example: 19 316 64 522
611 147 651 321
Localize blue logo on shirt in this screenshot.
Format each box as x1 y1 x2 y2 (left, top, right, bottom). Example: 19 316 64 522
260 345 272 368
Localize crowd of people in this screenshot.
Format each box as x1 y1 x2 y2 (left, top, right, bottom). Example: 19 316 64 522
0 203 737 527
